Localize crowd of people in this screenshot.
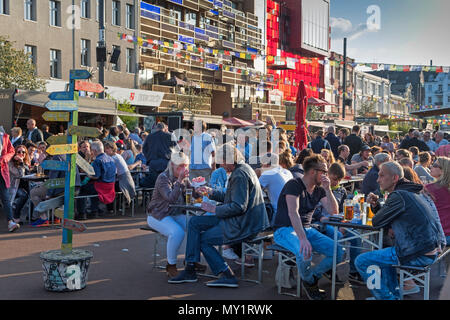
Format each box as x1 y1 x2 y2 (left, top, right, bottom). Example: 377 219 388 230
0 116 449 300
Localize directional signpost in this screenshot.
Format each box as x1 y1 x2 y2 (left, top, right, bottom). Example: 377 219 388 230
42 111 70 122
44 178 66 189
40 69 94 293
46 135 69 145
76 154 95 176
47 144 78 156
68 126 101 137
75 80 104 93
41 160 69 172
45 100 78 111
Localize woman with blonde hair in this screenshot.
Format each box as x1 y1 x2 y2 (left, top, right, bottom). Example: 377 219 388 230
425 157 450 244
146 151 202 278
321 149 335 169
279 149 294 170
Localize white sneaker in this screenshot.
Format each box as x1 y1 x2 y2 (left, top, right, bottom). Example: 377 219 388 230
8 221 20 233
222 248 239 260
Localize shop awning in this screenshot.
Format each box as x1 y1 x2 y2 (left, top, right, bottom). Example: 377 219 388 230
14 90 146 118
334 120 355 129
223 117 254 127
307 121 327 128
410 106 450 118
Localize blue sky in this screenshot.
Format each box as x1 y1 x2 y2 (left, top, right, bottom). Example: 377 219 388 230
330 0 450 66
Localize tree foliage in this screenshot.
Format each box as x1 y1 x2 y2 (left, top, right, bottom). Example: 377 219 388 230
0 36 46 90
358 100 376 117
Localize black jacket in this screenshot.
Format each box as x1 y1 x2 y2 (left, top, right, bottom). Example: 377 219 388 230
142 130 177 173
25 128 44 144
307 137 331 154
211 163 270 244
343 134 364 162
399 137 430 152
325 133 341 159
10 136 24 148
372 179 445 264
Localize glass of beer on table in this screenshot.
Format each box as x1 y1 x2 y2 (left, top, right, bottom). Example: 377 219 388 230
185 188 193 205
344 200 354 221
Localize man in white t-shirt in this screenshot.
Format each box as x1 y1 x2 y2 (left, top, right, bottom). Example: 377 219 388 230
190 120 216 183
257 153 293 225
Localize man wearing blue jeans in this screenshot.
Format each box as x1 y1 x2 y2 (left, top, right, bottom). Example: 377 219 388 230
273 154 344 300
168 144 269 288
355 161 446 300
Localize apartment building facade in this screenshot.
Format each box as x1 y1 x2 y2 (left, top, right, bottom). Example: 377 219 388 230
0 0 138 89
425 72 450 109
136 0 281 123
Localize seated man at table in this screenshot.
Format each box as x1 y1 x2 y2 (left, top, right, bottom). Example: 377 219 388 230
361 152 391 197
311 162 364 284
336 145 369 175
355 161 446 300
168 143 269 288
350 145 373 175
273 154 344 300
76 140 116 220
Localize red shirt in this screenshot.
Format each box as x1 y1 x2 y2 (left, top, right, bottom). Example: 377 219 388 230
426 183 450 236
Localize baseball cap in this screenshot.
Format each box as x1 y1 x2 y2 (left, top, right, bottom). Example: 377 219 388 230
361 145 371 152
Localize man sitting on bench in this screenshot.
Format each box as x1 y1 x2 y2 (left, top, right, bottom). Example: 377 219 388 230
356 161 446 300
168 143 269 288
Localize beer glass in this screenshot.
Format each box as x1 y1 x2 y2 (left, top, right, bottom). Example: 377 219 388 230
185 188 193 205
344 200 354 221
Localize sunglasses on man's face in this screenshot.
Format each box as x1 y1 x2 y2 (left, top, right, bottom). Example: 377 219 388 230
17 151 26 154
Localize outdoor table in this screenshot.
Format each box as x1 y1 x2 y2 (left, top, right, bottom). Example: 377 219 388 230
20 174 49 224
322 219 384 300
169 204 206 217
129 169 150 187
339 175 365 193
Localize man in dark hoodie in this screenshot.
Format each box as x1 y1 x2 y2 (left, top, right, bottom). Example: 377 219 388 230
355 161 446 300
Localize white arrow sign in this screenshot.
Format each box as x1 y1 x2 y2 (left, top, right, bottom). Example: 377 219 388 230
45 100 78 111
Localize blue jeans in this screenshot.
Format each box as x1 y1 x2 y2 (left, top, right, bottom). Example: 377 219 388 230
446 236 450 246
321 224 362 273
185 216 228 275
274 226 345 284
355 247 437 300
77 183 99 213
0 175 13 222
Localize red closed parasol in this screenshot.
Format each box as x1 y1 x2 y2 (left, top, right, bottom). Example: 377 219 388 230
294 81 308 150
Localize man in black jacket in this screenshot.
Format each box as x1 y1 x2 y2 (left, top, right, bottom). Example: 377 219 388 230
325 126 341 159
25 119 44 144
399 130 430 151
307 130 331 154
343 125 364 163
141 122 177 188
168 144 269 288
355 161 445 300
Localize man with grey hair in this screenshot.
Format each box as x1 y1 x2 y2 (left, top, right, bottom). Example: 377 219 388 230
423 131 438 152
325 126 341 159
361 152 391 196
435 131 449 148
355 161 445 300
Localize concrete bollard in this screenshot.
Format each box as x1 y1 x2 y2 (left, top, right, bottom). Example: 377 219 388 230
40 249 93 292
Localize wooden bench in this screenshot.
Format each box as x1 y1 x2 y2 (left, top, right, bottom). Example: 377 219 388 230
394 246 450 300
240 232 274 284
140 226 167 270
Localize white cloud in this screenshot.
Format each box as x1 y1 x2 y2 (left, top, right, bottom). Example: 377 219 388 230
331 17 378 41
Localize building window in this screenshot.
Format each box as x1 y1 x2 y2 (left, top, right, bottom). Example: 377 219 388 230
49 1 61 27
184 10 196 26
126 48 135 73
96 0 106 22
50 49 61 79
126 4 134 29
81 0 90 18
111 45 120 71
112 0 120 26
428 97 432 104
0 0 10 15
81 39 90 67
24 0 36 21
24 45 37 65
